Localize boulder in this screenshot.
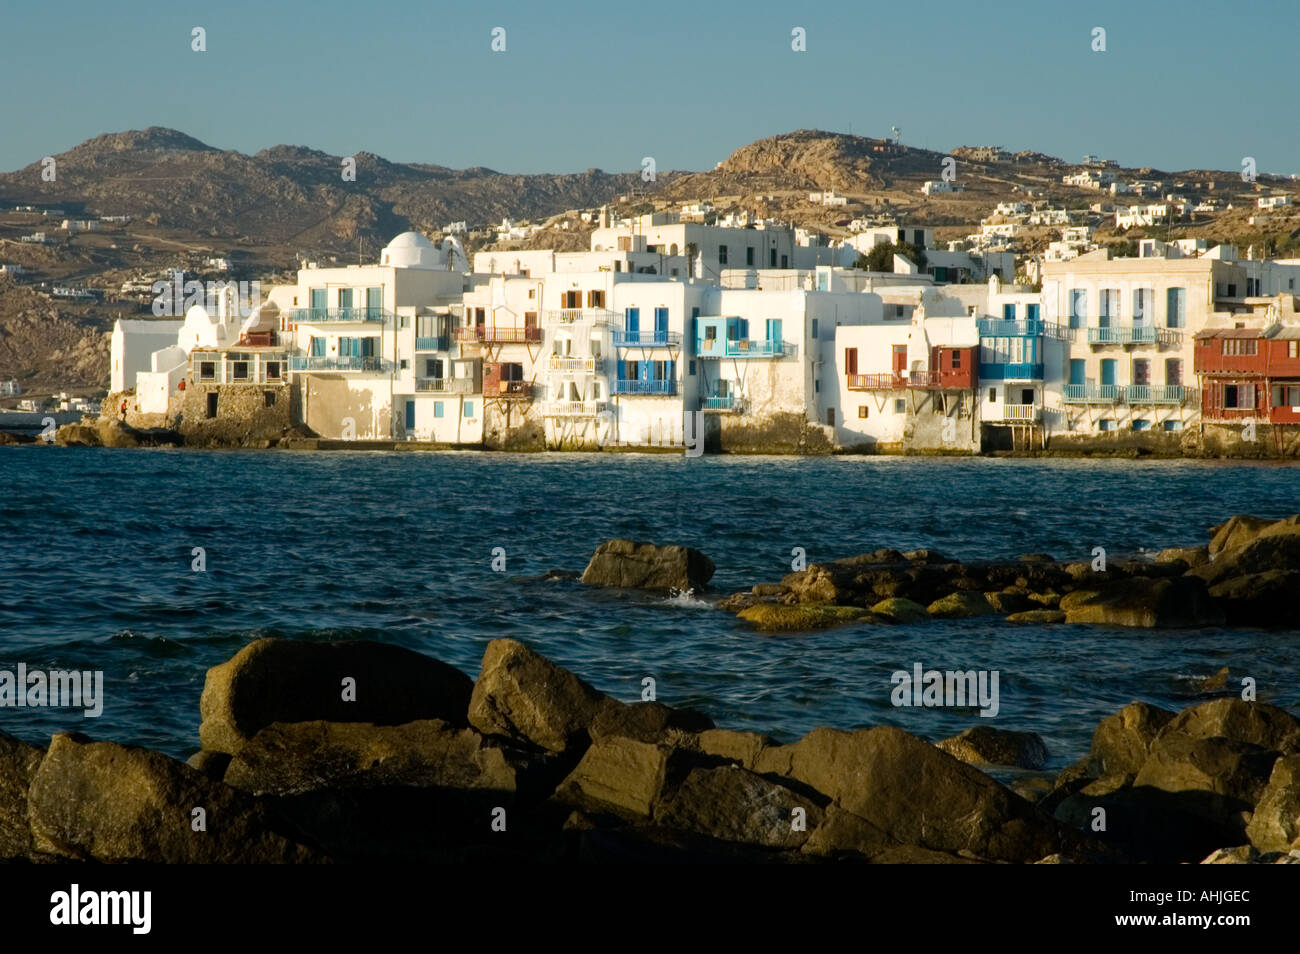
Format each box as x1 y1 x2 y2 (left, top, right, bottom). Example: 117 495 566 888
753 726 1080 862
1087 701 1176 777
983 590 1035 614
870 597 930 623
1053 774 1238 864
554 737 683 819
1156 545 1210 568
1191 528 1300 587
1208 570 1300 626
800 804 902 859
1018 553 1055 563
1159 698 1300 755
737 602 872 631
902 549 951 564
1133 732 1278 818
926 591 997 618
222 719 528 797
779 563 860 603
1005 609 1066 624
1208 514 1279 555
199 638 474 755
580 539 714 592
1059 576 1225 628
27 733 322 862
588 701 714 745
0 730 44 859
468 638 619 755
1245 754 1300 852
936 726 1049 770
654 765 824 849
695 729 776 770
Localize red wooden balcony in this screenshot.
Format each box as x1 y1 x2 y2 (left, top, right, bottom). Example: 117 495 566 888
454 325 543 344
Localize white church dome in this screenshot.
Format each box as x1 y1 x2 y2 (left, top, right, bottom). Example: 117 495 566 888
381 231 443 269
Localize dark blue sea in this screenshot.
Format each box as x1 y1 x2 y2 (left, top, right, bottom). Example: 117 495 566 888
2 447 1298 771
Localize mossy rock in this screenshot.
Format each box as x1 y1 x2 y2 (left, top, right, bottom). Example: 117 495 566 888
737 603 873 632
926 591 997 618
871 597 930 623
1005 609 1067 624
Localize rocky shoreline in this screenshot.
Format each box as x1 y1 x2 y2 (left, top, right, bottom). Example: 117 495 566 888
1 635 1298 864
712 513 1300 631
3 516 1299 864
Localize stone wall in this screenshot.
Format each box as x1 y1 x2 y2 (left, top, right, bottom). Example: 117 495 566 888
176 382 295 446
717 410 834 454
483 400 543 450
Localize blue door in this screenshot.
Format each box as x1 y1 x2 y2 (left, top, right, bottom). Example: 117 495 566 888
1002 304 1016 320
654 307 667 343
1100 359 1117 386
405 400 416 431
1069 359 1086 386
310 288 326 319
625 307 639 341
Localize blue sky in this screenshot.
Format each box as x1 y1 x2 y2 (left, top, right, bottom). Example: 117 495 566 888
2 0 1296 176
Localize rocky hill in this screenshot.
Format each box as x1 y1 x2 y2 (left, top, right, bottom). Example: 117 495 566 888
0 127 662 249
0 276 109 394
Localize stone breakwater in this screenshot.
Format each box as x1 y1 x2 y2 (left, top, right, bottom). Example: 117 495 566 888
714 513 1300 631
1 633 1299 864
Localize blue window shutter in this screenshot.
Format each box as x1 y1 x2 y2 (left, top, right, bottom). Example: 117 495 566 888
617 359 626 380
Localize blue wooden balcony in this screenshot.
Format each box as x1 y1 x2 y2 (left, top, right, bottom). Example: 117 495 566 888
696 338 792 358
980 362 1043 380
612 329 682 347
978 318 1043 337
1062 384 1121 404
415 336 449 351
1087 325 1158 345
612 378 676 395
1126 384 1186 404
290 307 391 324
290 355 393 372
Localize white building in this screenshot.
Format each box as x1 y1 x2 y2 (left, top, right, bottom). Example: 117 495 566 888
110 319 185 395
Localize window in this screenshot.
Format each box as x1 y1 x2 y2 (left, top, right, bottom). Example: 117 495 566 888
1163 420 1182 431
562 291 580 309
1003 304 1016 320
1290 341 1299 359
718 245 728 265
338 288 353 316
232 361 249 380
1069 289 1087 329
1133 288 1152 324
1272 385 1300 407
1099 288 1118 324
366 287 382 316
1222 384 1254 409
746 247 755 266
811 319 819 337
1165 288 1185 328
1223 339 1258 356
894 399 906 414
1133 359 1150 386
814 379 820 393
1026 303 1040 321
1098 419 1114 432
587 290 604 308
844 347 858 375
826 408 835 426
1131 419 1151 431
858 406 869 418
894 305 905 318
1165 359 1182 386
199 361 215 380
434 402 444 418
688 360 695 375
464 402 475 417
400 359 409 370
266 362 281 379
951 350 962 368
264 391 276 407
